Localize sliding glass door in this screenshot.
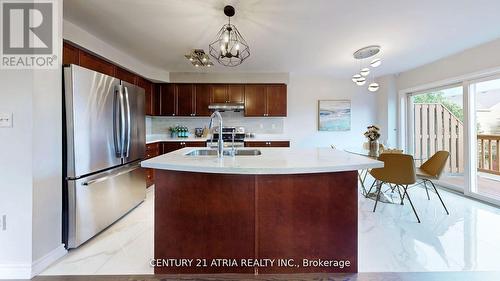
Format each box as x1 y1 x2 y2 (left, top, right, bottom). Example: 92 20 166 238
408 85 465 191
469 78 500 202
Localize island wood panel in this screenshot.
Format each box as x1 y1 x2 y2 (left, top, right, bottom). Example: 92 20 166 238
153 170 359 274
154 171 255 274
257 171 358 273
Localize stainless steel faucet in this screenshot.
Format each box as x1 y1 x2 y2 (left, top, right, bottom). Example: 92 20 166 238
209 111 224 158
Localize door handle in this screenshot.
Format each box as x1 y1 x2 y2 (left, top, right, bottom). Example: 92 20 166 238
113 86 125 157
123 86 132 158
82 164 141 186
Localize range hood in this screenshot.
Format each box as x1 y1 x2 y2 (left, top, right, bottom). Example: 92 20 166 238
208 102 244 112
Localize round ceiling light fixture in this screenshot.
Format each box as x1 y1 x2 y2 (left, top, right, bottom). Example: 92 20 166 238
370 58 382 68
208 5 250 67
368 82 380 92
360 67 370 77
351 45 382 92
352 74 362 83
355 77 366 86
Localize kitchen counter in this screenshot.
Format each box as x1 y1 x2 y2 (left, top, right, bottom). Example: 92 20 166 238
141 147 382 174
144 147 382 274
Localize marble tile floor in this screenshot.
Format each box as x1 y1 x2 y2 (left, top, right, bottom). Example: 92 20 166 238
40 187 154 276
40 179 500 276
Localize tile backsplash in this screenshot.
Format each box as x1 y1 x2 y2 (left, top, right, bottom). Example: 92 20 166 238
147 112 285 135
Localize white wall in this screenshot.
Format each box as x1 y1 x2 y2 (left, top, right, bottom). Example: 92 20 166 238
286 74 377 148
0 1 66 279
397 38 500 91
376 75 398 147
0 70 34 278
63 19 169 82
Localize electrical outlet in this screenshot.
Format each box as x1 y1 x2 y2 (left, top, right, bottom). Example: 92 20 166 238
0 215 5 231
0 113 13 128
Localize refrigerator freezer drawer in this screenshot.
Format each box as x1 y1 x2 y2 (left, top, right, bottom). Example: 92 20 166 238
67 162 145 248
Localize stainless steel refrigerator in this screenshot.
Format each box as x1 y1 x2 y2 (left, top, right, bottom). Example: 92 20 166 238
63 64 146 248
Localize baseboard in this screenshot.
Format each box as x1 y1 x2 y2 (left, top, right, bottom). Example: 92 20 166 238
0 263 31 280
31 244 67 277
0 244 67 279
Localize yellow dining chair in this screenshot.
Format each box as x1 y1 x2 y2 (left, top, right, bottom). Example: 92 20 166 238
370 153 421 223
415 151 450 215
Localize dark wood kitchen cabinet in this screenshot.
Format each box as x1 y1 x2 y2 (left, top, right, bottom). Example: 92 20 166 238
78 51 115 76
244 84 287 117
115 67 137 84
63 42 79 65
244 85 267 116
160 84 177 116
176 84 195 116
163 141 206 153
266 84 287 116
211 84 244 103
145 143 161 187
194 84 212 116
245 141 290 147
137 77 159 116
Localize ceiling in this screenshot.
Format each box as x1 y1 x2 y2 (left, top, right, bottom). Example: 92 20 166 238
63 0 500 77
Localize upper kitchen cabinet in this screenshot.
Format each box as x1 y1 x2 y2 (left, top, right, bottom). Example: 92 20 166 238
176 84 195 116
211 84 245 103
194 84 212 117
160 84 177 116
63 42 79 65
265 84 287 116
137 77 159 116
228 84 245 103
211 84 228 103
244 84 287 117
78 51 115 76
244 85 267 116
115 67 137 84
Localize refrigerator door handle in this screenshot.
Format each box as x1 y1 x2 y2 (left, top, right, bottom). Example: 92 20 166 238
113 86 123 157
82 164 141 186
123 86 131 158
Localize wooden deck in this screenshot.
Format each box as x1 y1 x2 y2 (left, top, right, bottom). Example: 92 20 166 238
440 173 500 199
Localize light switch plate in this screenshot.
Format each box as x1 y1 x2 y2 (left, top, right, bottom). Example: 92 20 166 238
0 113 12 128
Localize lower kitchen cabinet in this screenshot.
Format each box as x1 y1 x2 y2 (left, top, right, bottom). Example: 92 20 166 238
163 141 207 153
245 141 290 147
145 143 161 187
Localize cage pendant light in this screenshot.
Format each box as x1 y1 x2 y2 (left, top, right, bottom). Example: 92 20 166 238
209 5 250 67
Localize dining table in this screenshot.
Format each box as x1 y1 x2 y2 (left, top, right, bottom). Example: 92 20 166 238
344 147 422 204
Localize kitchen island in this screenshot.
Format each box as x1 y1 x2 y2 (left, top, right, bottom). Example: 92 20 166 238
141 147 382 274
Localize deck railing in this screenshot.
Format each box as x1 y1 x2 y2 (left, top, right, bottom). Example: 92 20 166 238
414 103 464 173
478 135 500 175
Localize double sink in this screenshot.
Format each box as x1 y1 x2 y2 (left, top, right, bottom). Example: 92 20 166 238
185 149 262 157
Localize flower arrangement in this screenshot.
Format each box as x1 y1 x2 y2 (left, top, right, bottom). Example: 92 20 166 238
364 125 380 141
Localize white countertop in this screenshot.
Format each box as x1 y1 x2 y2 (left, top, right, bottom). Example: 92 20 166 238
141 147 383 175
